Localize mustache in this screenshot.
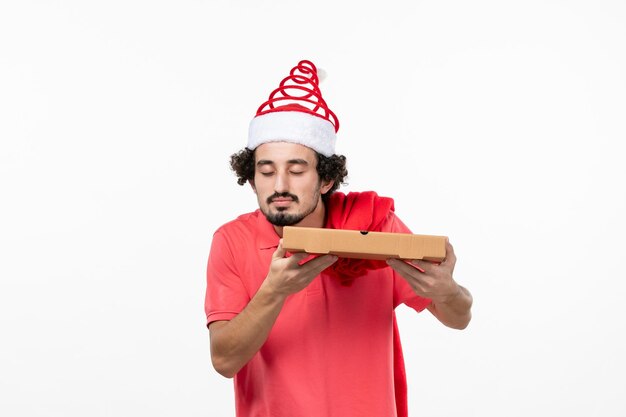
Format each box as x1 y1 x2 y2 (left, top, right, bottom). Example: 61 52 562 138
267 192 299 205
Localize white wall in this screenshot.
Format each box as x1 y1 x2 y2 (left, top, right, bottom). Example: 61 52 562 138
1 1 624 416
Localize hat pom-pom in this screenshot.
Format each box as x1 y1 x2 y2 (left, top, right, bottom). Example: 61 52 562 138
316 68 327 83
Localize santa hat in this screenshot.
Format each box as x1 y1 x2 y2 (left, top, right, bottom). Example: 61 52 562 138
247 60 339 157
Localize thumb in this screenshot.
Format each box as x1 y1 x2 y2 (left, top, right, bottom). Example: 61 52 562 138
272 239 286 260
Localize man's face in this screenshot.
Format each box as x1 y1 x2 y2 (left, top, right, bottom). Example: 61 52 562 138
252 142 333 227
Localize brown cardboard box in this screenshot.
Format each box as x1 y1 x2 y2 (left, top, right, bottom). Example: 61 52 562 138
282 226 447 261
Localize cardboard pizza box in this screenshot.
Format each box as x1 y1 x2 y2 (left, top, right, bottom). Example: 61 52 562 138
282 226 447 261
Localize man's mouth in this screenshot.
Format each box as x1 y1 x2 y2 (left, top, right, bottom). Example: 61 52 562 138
271 198 294 207
267 193 299 206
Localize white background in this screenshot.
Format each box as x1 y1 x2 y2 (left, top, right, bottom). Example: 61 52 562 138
1 1 625 416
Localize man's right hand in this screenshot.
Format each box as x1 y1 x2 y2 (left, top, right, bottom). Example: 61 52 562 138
209 239 338 378
264 239 338 297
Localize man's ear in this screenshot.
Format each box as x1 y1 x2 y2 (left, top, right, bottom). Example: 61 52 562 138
249 179 257 194
320 179 334 195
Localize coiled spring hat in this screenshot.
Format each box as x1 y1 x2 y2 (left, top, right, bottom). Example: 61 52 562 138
247 60 339 157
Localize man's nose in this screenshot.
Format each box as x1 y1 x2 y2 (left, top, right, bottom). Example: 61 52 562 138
273 172 289 193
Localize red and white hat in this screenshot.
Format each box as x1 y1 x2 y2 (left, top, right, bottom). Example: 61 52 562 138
247 60 339 157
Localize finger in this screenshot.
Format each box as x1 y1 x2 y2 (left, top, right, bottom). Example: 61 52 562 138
289 252 311 265
407 261 425 273
387 259 430 291
387 258 424 277
443 239 457 266
410 259 437 273
300 254 338 275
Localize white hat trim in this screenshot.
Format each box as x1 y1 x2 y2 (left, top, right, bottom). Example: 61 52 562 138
248 111 336 157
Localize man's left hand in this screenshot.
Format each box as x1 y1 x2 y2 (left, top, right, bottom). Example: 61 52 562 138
387 239 472 329
386 239 460 304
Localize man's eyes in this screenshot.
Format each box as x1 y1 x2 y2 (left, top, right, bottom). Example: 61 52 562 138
259 171 304 176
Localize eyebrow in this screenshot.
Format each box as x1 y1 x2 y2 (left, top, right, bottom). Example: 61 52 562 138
256 159 310 166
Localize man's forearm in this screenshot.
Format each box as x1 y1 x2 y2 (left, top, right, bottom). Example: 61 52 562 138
209 280 287 378
427 285 473 330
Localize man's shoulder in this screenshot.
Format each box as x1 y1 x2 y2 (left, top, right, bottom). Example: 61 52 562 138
379 211 412 234
215 210 263 236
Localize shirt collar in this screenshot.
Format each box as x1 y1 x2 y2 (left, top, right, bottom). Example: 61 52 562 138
255 210 281 250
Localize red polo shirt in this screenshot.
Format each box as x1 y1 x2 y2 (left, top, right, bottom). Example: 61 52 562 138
205 210 431 417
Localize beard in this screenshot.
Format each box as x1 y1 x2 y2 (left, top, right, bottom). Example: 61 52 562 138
264 210 309 226
261 187 321 227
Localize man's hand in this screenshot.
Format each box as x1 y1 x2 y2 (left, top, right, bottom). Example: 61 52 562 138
264 239 338 297
386 239 459 304
386 239 472 329
209 240 337 378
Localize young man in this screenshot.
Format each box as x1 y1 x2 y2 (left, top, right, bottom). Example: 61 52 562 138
205 60 472 417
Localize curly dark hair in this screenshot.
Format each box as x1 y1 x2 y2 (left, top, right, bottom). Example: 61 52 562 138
229 147 348 202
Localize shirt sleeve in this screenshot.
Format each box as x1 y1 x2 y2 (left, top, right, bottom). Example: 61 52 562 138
204 230 251 327
381 212 433 312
